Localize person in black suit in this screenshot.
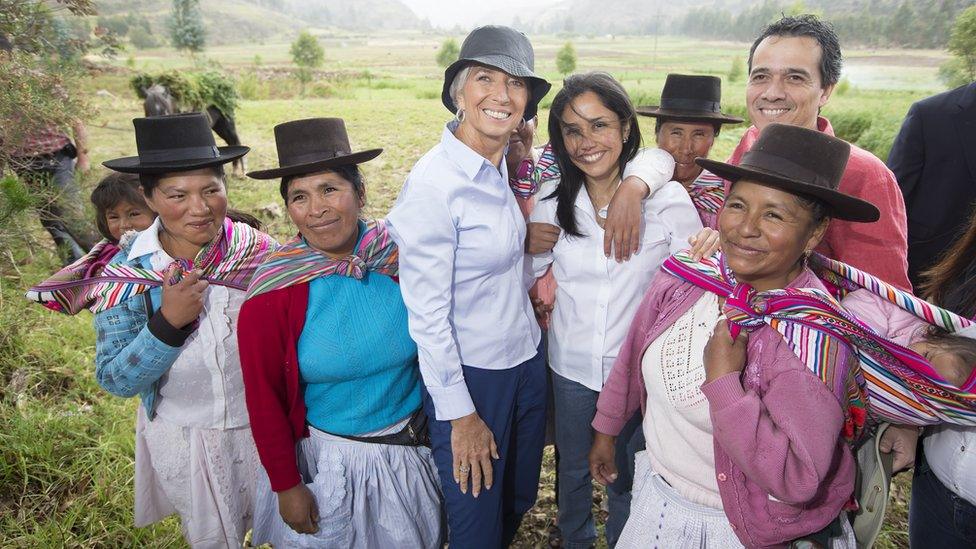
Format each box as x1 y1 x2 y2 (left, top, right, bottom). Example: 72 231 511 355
888 81 976 288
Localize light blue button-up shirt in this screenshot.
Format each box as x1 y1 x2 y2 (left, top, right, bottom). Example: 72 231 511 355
387 122 542 421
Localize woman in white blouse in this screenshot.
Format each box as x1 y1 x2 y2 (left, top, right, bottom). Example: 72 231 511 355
386 25 560 548
526 72 702 548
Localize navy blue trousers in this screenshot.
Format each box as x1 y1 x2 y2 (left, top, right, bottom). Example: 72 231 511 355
423 348 548 549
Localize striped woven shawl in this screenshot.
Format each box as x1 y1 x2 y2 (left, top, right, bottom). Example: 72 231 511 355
244 218 398 300
687 170 726 214
664 251 976 432
26 218 277 314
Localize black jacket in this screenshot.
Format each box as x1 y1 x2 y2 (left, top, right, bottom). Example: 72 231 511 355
888 82 976 287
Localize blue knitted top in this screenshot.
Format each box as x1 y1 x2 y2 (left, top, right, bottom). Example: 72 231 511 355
297 228 421 436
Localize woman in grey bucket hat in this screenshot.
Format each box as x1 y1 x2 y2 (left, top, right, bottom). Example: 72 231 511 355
386 25 551 548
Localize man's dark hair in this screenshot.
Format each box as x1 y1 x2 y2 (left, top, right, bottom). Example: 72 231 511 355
747 14 843 88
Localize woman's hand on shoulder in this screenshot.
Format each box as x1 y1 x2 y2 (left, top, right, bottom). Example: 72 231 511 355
703 320 749 383
278 482 319 534
688 227 721 261
526 222 560 254
604 177 648 262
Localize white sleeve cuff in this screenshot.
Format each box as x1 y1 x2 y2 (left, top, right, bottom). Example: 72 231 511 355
622 147 676 199
425 379 476 421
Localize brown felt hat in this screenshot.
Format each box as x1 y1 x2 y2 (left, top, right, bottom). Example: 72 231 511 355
103 113 249 174
637 74 743 125
247 118 381 180
697 123 880 223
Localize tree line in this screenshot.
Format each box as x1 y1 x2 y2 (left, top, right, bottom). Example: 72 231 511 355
678 0 974 49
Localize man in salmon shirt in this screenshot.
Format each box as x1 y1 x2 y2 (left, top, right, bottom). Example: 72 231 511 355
729 14 911 290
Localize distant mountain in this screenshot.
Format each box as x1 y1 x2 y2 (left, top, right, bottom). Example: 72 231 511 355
94 0 421 45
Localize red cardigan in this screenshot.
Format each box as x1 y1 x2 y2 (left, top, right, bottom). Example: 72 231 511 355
237 283 310 492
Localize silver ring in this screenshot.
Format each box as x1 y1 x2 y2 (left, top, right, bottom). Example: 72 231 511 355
459 464 470 474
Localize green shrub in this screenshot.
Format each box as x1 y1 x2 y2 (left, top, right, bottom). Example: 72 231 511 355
835 77 852 96
236 72 264 100
830 110 875 143
855 116 902 161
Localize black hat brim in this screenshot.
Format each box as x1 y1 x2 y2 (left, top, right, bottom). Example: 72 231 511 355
696 157 880 223
442 57 552 121
637 106 743 124
246 148 383 180
103 146 250 174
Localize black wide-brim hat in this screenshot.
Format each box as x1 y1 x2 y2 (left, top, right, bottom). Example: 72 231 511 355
441 25 552 121
697 123 880 223
637 74 743 124
247 117 382 180
103 112 249 174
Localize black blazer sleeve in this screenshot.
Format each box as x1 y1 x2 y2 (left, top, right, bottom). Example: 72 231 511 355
887 102 925 205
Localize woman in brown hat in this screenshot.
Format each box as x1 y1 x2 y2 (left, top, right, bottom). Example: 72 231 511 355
238 118 443 548
591 123 878 547
92 113 277 547
386 25 552 548
637 73 743 229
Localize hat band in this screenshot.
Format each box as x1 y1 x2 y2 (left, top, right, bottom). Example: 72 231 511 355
739 150 834 189
280 149 352 167
140 145 220 163
659 98 720 113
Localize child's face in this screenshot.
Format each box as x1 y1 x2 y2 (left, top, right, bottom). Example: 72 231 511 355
909 340 973 388
105 200 155 241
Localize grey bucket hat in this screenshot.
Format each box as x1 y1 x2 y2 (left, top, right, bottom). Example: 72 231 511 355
441 25 552 121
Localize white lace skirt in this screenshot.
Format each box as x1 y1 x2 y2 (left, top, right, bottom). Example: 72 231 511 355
133 407 260 548
251 423 444 548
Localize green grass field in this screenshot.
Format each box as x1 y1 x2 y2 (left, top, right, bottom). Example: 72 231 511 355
1 32 943 547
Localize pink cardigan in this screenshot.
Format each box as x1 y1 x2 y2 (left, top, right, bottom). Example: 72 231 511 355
594 268 856 548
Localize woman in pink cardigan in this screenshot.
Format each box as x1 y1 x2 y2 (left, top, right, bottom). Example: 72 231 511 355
589 124 883 548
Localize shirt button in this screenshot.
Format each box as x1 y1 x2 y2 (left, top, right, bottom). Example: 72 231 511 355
962 445 967 452
717 473 727 482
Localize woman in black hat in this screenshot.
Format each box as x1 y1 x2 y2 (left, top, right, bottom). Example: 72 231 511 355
237 118 443 548
591 124 877 547
385 25 551 547
637 74 743 230
93 113 277 547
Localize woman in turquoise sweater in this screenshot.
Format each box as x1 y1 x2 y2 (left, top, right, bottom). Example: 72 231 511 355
237 118 443 548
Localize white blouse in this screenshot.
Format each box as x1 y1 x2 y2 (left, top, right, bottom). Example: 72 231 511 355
527 177 703 391
642 292 723 508
127 218 249 430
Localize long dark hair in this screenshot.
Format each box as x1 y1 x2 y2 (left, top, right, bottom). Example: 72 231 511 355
918 205 976 318
545 72 641 237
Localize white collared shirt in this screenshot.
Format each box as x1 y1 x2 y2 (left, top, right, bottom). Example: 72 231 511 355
924 425 976 505
386 122 542 421
127 218 249 429
528 178 702 391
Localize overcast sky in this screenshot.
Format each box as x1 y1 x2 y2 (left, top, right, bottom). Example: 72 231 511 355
399 0 562 29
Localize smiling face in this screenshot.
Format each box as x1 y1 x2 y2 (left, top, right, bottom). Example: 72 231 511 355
746 35 834 131
558 91 629 184
144 168 228 251
455 65 529 142
656 120 716 186
104 200 155 241
718 180 828 291
285 170 364 258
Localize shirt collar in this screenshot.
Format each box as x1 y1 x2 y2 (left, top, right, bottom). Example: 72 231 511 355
440 120 504 181
127 217 166 261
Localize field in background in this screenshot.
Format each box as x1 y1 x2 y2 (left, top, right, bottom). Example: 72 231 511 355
1 32 941 547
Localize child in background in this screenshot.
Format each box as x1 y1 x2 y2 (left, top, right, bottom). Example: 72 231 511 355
91 172 156 244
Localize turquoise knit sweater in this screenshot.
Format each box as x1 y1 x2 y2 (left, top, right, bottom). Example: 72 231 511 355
297 265 421 436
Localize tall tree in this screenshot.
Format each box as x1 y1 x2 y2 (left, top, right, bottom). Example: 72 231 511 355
169 0 205 53
435 38 459 68
948 5 976 81
291 30 324 95
556 42 577 76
